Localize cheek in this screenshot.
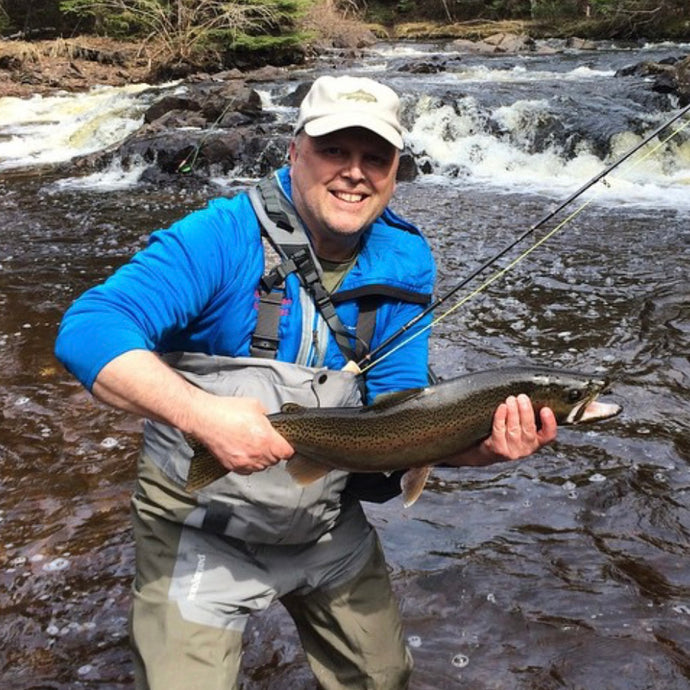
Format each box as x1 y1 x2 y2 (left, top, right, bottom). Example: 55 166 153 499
372 173 396 203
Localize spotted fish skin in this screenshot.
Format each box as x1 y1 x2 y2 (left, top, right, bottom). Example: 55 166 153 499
185 366 621 493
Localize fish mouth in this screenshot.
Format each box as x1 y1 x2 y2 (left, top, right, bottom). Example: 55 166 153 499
567 378 622 424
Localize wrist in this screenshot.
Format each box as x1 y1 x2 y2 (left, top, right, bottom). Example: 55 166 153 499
175 384 214 437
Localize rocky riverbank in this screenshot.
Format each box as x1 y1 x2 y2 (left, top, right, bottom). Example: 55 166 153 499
52 39 688 191
0 38 154 98
2 17 689 100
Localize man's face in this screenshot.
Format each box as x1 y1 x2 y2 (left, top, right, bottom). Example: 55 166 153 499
289 127 399 260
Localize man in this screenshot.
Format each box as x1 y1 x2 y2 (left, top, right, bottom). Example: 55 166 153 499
55 75 556 689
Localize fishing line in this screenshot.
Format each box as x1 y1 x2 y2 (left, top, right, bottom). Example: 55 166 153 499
176 96 242 174
356 101 690 375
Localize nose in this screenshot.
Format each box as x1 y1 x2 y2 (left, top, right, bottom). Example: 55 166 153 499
341 154 366 182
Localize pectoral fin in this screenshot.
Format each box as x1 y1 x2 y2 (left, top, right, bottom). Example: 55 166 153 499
285 455 331 485
401 466 432 507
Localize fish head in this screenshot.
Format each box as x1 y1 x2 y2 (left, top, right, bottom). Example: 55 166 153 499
528 370 622 426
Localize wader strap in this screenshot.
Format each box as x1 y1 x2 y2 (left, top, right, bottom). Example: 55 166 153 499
250 291 284 358
248 177 359 362
201 500 234 534
354 296 378 362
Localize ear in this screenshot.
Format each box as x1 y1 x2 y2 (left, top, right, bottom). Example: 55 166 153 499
288 138 298 165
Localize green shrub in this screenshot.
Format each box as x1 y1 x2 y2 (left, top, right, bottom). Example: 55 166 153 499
59 0 304 60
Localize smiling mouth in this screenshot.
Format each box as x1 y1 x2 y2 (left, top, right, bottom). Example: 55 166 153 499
332 190 367 203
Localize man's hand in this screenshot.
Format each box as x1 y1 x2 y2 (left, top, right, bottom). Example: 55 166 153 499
188 394 294 476
442 393 557 468
92 350 294 476
480 393 557 461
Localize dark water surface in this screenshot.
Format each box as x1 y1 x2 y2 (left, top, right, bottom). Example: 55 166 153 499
2 44 690 689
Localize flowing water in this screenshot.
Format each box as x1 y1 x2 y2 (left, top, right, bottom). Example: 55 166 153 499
1 39 690 689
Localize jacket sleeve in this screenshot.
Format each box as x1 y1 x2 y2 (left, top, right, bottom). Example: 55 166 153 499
362 298 433 404
54 197 256 390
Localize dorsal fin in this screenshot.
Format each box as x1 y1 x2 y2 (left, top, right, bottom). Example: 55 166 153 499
370 387 425 410
281 402 306 414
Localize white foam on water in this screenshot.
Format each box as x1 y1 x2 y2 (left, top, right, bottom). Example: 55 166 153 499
48 157 148 191
366 43 456 60
43 557 70 572
0 83 158 171
406 96 690 209
446 63 615 84
588 473 607 483
451 653 470 668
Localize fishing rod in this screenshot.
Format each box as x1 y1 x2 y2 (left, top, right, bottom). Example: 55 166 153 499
356 100 690 373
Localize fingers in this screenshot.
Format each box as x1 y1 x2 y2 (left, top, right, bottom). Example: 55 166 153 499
232 417 293 473
489 394 556 461
192 395 294 475
538 405 558 444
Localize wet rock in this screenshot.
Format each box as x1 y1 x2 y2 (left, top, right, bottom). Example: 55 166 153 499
201 84 263 120
534 44 560 55
144 82 264 126
616 54 690 106
449 38 502 55
118 123 291 181
197 68 244 82
144 96 201 124
419 159 434 175
279 81 312 108
484 32 536 53
147 110 207 130
566 37 598 50
397 60 446 74
676 56 690 101
60 74 299 183
396 153 418 182
244 65 290 83
616 59 674 78
448 33 537 55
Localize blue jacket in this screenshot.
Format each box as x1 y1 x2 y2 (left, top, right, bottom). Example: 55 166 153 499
55 167 436 402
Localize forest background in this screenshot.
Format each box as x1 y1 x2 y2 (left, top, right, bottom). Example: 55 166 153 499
0 0 689 98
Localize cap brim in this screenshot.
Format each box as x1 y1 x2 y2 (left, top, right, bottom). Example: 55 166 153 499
303 113 403 150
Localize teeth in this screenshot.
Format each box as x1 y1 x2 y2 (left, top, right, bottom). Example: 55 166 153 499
334 191 364 203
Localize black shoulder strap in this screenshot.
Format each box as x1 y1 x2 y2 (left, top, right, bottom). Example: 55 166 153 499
354 295 378 362
248 176 361 362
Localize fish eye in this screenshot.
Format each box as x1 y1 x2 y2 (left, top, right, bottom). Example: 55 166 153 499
568 388 584 402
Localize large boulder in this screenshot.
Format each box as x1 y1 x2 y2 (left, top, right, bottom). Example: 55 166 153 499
616 55 690 106
483 32 536 53
61 76 298 182
449 32 536 55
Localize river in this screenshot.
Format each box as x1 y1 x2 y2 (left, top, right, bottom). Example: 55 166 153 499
1 39 690 689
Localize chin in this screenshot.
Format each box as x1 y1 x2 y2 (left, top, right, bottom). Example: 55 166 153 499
328 224 367 238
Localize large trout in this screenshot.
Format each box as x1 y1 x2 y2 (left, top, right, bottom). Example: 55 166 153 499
185 366 621 505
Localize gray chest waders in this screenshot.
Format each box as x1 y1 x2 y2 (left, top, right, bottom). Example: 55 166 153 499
141 354 365 545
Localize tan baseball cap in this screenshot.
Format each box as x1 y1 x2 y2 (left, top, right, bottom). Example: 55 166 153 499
294 75 404 150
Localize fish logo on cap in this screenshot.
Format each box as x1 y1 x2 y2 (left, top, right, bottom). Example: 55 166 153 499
338 89 378 103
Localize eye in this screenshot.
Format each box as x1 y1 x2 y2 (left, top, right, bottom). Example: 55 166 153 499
569 388 584 402
321 146 345 158
364 153 387 167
